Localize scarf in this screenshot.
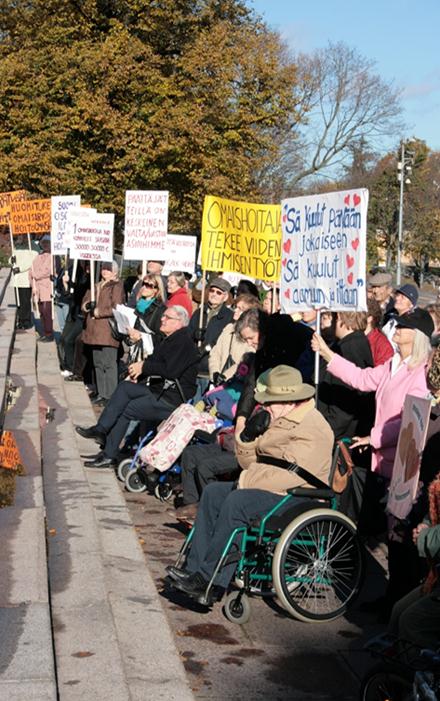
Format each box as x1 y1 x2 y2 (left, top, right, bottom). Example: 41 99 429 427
136 297 154 314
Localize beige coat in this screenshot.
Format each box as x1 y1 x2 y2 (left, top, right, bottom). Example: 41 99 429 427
208 322 254 381
10 249 38 288
236 399 334 495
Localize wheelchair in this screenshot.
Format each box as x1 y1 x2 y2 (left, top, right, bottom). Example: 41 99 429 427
170 443 364 625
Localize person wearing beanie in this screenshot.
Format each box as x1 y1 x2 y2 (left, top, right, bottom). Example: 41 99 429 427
382 283 419 346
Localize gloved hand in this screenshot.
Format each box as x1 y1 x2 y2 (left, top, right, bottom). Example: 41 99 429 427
85 300 97 313
12 267 20 275
194 328 205 343
10 255 16 265
240 409 271 443
212 372 226 387
50 274 56 282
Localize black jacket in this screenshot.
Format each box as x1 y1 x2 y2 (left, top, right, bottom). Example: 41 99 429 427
140 326 199 406
134 299 166 350
236 314 314 420
189 303 234 376
318 330 375 441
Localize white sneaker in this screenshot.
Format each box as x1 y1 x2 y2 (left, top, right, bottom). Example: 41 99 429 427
61 370 73 377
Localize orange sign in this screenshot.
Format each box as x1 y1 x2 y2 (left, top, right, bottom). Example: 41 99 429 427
10 198 51 235
0 190 27 226
0 431 22 470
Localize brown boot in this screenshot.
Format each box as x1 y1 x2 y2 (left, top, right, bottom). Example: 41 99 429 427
174 503 198 523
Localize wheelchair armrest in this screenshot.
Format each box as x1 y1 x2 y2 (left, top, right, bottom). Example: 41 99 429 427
287 486 335 500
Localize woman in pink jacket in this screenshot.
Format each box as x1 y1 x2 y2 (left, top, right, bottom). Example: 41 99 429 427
312 308 433 479
29 235 53 341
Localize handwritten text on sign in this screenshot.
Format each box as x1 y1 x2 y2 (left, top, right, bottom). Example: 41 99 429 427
280 189 368 311
0 190 27 227
0 431 22 470
163 235 197 275
51 195 81 255
69 211 114 262
201 196 281 282
10 199 51 236
124 190 169 261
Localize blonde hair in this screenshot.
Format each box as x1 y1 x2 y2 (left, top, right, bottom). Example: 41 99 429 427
337 311 368 332
408 329 432 370
136 273 165 303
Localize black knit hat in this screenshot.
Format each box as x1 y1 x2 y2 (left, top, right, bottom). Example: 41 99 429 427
395 308 434 338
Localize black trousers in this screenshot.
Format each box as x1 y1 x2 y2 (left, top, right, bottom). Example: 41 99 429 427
17 287 32 327
180 443 238 505
59 316 83 371
97 381 174 459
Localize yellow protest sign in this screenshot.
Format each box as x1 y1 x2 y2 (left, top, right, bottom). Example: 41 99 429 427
0 190 27 226
10 198 51 235
0 431 22 471
201 195 281 281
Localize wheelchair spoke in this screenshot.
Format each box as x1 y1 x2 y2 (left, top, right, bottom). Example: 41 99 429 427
273 511 364 621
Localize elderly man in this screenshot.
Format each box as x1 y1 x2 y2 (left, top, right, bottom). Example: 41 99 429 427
367 271 395 322
189 276 234 397
76 305 199 468
166 365 334 605
381 283 419 344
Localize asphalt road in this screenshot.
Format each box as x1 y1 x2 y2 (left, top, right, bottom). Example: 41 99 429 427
122 487 389 701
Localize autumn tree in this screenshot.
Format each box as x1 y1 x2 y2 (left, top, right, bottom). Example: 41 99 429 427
0 0 302 239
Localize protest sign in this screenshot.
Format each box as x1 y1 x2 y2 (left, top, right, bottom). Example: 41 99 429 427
124 190 169 261
201 195 281 282
387 395 431 519
51 195 81 255
10 198 51 235
0 431 22 471
0 190 27 226
65 207 96 253
163 234 197 275
69 210 114 262
280 189 368 311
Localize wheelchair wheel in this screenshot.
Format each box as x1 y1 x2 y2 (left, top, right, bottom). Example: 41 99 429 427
272 508 363 623
117 458 135 483
125 468 147 493
223 591 251 625
360 663 413 700
154 483 174 502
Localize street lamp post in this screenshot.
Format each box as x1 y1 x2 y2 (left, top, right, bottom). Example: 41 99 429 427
396 140 415 287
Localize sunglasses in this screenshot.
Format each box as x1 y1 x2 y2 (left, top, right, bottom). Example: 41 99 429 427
142 281 157 289
209 287 225 296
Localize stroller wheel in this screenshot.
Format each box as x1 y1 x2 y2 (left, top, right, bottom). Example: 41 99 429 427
154 482 174 502
125 468 147 493
117 458 135 482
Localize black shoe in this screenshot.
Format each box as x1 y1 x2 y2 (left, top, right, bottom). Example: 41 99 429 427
170 572 214 605
91 395 107 406
75 425 106 447
165 565 194 583
84 455 116 468
38 335 54 343
64 374 83 382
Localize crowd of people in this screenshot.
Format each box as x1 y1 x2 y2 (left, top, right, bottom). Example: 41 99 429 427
10 240 440 645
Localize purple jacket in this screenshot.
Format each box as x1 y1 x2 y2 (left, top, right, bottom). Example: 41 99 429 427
328 354 429 478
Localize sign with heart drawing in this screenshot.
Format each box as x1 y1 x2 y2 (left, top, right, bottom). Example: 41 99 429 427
280 189 368 311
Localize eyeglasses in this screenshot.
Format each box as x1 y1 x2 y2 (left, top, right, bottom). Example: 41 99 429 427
161 313 179 321
209 287 225 296
142 281 157 289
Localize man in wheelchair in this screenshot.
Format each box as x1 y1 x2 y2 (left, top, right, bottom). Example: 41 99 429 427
166 364 334 606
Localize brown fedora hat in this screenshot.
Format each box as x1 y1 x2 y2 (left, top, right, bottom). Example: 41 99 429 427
254 365 315 404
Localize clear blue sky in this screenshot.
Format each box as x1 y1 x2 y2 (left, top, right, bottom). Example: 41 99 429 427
250 0 440 151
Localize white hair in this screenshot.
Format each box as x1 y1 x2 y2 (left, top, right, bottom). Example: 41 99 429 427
409 329 432 369
169 305 189 327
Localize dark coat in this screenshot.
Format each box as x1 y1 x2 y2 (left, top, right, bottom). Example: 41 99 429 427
236 314 314 420
139 326 199 406
134 299 166 350
81 279 126 347
318 330 375 441
189 303 234 376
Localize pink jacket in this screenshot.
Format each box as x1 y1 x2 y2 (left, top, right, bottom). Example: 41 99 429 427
29 252 52 302
328 354 429 478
